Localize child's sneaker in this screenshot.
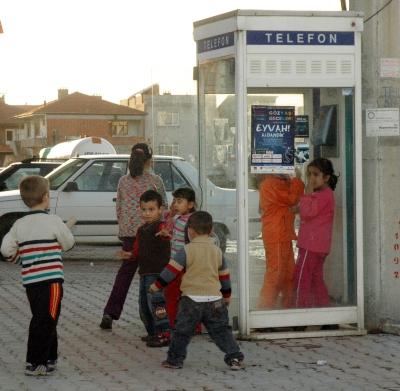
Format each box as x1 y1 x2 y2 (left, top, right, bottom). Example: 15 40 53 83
161 360 183 369
25 364 48 376
99 314 113 329
229 358 243 371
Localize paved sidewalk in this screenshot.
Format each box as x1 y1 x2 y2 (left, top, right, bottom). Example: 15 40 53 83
1 257 400 391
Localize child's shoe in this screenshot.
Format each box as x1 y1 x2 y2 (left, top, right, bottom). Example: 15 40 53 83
228 358 243 371
162 360 183 369
46 359 57 372
146 332 170 347
99 314 113 329
25 364 48 376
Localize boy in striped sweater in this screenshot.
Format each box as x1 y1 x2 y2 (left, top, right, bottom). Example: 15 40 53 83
149 211 244 370
1 175 75 376
158 188 196 329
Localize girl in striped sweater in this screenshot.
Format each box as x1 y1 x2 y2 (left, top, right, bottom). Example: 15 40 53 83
1 176 75 376
158 187 196 329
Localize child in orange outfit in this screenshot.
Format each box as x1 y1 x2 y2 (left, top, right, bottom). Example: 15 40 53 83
258 173 304 309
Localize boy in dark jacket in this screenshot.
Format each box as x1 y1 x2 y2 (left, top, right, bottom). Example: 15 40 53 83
119 190 171 347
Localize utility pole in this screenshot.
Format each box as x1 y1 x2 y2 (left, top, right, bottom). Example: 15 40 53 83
341 0 347 10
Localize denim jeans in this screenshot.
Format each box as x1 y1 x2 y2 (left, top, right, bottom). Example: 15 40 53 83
139 274 169 336
167 296 244 366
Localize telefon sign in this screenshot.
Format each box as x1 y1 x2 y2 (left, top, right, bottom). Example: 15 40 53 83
247 31 354 45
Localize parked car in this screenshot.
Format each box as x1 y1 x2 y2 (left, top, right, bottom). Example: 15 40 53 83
0 137 118 193
0 155 261 251
0 160 62 192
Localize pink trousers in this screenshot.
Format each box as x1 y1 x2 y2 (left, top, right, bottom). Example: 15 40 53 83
293 248 331 308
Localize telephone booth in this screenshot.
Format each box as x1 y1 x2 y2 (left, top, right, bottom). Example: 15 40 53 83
193 10 365 338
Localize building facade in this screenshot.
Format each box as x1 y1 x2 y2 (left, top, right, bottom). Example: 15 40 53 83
122 85 198 166
12 89 147 159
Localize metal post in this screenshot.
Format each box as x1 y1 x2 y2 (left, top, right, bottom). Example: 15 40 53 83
235 30 250 336
354 30 365 331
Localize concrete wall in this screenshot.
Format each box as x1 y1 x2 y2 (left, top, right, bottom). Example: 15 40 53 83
350 0 400 328
143 95 198 164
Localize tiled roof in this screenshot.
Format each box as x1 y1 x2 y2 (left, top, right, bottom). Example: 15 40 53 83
17 92 146 117
0 144 13 153
0 102 37 124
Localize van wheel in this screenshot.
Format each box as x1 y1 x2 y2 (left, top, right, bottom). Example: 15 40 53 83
212 224 228 253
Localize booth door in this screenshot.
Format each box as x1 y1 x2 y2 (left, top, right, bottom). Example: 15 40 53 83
198 58 241 325
248 87 358 331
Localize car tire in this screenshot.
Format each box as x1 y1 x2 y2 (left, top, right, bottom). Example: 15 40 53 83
211 223 228 253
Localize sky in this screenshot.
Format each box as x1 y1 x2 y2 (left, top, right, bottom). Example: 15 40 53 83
0 0 347 105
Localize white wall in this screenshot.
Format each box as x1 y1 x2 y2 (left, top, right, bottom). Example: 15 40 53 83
351 0 400 328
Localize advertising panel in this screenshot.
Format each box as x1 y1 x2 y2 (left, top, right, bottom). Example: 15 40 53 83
250 106 295 174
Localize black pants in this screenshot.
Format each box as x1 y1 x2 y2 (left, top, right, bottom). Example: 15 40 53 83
25 282 63 366
167 296 244 366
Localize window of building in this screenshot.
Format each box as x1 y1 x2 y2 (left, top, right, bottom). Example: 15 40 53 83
5 129 13 142
110 121 128 136
158 143 179 156
157 111 180 126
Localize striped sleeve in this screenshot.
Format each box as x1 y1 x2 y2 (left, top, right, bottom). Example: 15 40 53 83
154 248 186 289
219 255 232 298
53 215 75 251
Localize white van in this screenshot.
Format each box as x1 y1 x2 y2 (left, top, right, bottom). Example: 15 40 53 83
0 155 261 251
40 137 116 160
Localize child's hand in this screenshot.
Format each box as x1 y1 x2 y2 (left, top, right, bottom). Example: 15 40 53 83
155 228 171 238
169 200 177 216
148 283 159 294
305 180 314 195
116 250 133 260
294 166 303 179
66 216 77 229
223 297 231 306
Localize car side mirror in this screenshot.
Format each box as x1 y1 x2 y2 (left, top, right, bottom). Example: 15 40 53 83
63 182 78 192
0 182 7 191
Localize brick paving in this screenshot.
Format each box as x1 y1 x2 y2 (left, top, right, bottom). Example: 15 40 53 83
0 255 400 391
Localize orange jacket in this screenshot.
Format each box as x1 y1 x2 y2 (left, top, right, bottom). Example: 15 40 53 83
259 175 304 244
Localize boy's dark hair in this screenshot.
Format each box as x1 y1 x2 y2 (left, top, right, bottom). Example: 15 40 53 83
187 211 213 235
173 187 196 212
172 187 195 202
19 175 49 208
308 157 338 191
129 143 153 178
140 189 163 207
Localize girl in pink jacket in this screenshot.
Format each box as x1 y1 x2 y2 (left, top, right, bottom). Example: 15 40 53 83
293 158 338 308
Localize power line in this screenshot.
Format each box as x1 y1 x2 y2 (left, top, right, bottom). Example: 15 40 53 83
364 0 394 23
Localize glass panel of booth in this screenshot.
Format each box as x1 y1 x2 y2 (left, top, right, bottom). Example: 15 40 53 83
198 58 240 324
248 87 356 323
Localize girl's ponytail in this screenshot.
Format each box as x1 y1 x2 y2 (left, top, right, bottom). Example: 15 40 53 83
129 143 152 178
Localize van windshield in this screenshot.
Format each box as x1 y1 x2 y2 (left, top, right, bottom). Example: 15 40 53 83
47 159 86 190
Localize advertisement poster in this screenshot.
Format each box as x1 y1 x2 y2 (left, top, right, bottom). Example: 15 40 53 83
251 106 295 174
295 115 309 137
